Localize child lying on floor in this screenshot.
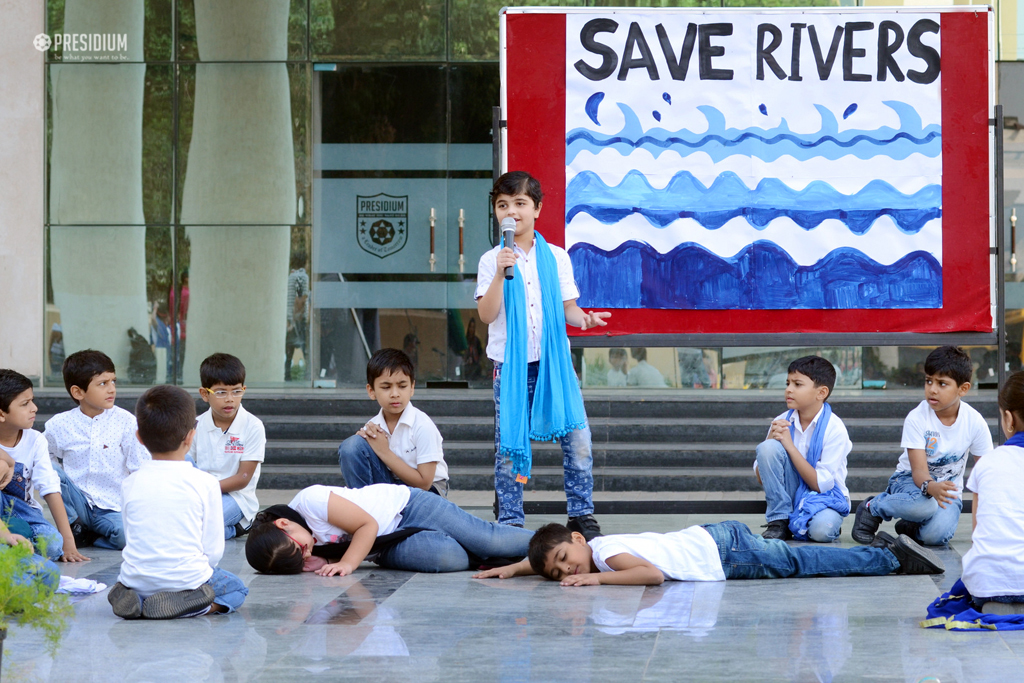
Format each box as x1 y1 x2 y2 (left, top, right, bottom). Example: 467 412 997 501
473 520 944 586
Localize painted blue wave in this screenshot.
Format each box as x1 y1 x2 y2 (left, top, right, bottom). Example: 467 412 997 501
566 170 941 234
566 102 941 163
569 240 941 310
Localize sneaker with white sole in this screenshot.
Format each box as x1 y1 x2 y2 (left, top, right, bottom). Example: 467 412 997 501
141 584 215 620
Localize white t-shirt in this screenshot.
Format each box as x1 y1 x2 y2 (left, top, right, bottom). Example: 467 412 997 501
475 237 580 363
753 406 853 498
188 404 266 524
962 445 1024 598
44 405 151 512
895 400 993 489
289 484 411 545
118 460 223 596
367 402 448 486
0 429 61 511
589 527 726 582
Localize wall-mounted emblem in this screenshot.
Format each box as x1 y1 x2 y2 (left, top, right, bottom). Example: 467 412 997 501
356 193 408 258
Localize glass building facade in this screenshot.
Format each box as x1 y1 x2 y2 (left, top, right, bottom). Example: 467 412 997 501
40 0 1019 391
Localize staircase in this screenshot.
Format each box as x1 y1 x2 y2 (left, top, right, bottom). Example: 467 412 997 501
32 389 999 512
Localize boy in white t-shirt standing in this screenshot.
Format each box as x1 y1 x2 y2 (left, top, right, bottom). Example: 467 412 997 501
853 346 993 547
338 349 449 497
109 385 248 620
474 520 944 585
960 371 1024 613
189 353 266 539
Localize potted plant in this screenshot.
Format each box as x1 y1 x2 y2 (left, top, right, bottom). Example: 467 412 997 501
0 539 73 678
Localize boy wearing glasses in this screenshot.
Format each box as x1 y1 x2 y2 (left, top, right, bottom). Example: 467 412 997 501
189 353 265 539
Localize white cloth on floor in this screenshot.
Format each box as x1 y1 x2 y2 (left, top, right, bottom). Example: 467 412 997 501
57 576 107 594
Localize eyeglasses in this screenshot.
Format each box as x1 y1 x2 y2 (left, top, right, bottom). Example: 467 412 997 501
203 388 245 398
283 531 306 555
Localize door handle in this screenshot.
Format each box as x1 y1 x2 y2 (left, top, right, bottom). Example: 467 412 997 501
458 208 465 274
429 207 436 272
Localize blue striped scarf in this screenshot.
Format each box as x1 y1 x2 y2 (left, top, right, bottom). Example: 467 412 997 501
499 232 588 480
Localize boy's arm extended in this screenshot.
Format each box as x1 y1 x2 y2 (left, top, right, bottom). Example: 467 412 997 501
769 420 820 492
42 492 89 562
318 492 380 577
907 448 957 508
473 558 536 580
563 299 611 330
220 461 259 494
560 553 665 586
357 422 436 491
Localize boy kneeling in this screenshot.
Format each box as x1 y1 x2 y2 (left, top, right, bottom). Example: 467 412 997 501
475 521 944 586
108 386 248 619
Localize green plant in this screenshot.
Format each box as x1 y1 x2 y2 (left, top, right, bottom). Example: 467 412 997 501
0 541 73 656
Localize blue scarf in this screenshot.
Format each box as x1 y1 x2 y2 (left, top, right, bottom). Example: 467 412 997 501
787 403 851 539
922 579 1024 630
499 232 588 480
1003 432 1024 449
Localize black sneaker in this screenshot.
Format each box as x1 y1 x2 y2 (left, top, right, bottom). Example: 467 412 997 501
233 522 250 538
107 582 143 620
71 522 99 548
883 533 945 575
567 514 602 541
141 585 216 620
761 520 792 540
851 496 882 545
894 519 922 541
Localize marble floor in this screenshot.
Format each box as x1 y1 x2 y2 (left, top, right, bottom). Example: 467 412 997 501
4 509 1021 683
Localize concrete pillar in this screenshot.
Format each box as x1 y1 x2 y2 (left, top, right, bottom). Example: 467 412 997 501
180 0 295 385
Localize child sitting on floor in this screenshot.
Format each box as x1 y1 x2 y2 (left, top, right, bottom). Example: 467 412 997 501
959 371 1024 613
473 520 943 586
108 385 248 620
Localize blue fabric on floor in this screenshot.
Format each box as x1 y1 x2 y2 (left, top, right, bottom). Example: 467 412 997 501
922 579 1024 631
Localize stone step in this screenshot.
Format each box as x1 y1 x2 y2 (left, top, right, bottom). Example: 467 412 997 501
264 439 919 469
256 465 901 493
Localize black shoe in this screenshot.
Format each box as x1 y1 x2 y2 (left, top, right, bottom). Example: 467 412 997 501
567 514 602 541
108 582 143 620
142 585 216 620
761 520 792 540
851 496 882 545
71 522 99 548
882 533 945 575
894 519 922 541
233 522 250 538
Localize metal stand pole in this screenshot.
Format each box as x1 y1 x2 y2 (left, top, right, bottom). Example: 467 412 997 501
995 105 1007 430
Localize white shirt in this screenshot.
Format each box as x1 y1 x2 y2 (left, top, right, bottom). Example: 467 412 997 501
367 403 448 486
289 484 411 545
0 429 60 511
962 445 1024 597
753 406 852 497
188 404 266 524
896 400 993 490
118 460 223 596
627 361 668 387
589 527 726 582
44 405 151 512
475 238 580 363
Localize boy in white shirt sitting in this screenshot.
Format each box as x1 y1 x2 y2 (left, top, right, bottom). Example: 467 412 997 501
108 384 248 619
474 520 944 586
44 350 150 550
338 349 449 497
189 353 266 539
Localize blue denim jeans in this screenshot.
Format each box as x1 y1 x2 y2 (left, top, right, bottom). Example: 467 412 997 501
868 471 962 546
222 495 245 540
3 496 63 561
703 521 899 579
375 488 535 572
54 462 125 549
1 545 59 591
755 440 844 542
338 435 447 497
206 567 248 613
492 361 595 525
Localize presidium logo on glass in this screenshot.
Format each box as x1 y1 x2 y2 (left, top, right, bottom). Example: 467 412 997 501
356 193 408 259
33 34 52 51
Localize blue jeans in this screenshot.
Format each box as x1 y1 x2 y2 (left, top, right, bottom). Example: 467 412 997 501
493 361 595 525
376 488 535 572
338 436 447 497
222 495 245 540
206 567 248 613
703 521 899 579
3 496 63 561
868 471 962 546
54 462 125 549
755 440 844 542
1 545 59 591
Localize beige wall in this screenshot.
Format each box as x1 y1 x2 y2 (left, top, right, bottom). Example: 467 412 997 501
0 0 44 381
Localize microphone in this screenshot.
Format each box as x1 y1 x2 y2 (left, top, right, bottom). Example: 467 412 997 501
501 217 516 280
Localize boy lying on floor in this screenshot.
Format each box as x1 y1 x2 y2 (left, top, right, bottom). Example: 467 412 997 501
473 521 943 586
